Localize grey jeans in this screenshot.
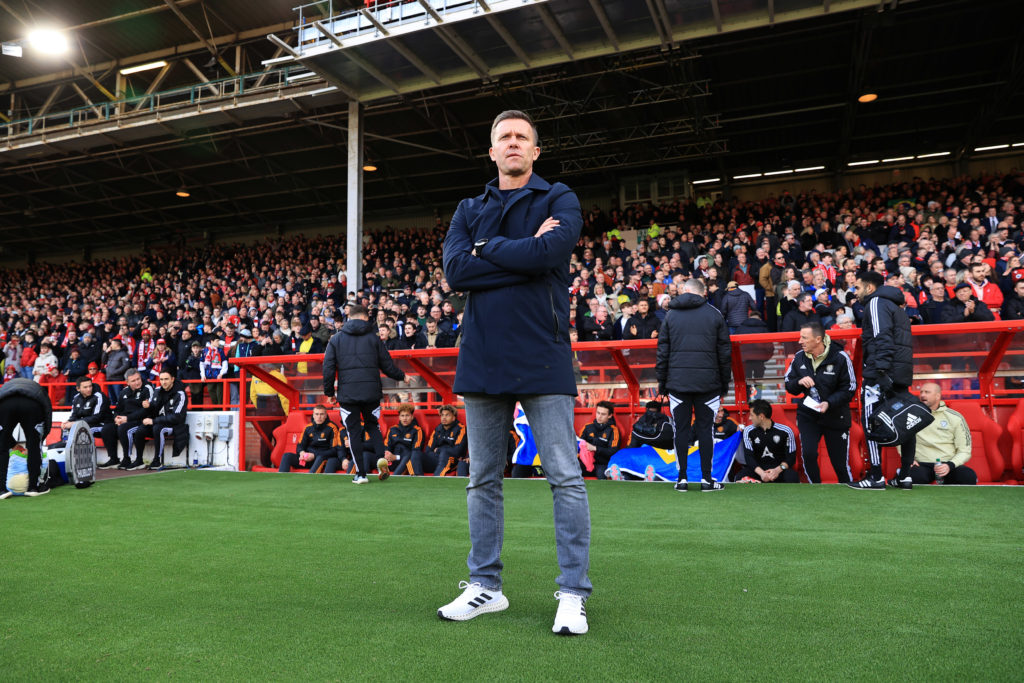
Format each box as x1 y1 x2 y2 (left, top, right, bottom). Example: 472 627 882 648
463 393 592 598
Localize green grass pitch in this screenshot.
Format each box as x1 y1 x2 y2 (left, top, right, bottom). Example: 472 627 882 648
2 472 1021 681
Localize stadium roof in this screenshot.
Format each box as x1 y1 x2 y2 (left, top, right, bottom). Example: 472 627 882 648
0 0 1021 259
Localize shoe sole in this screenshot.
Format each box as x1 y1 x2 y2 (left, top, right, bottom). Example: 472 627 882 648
0 491 13 499
438 595 509 622
553 623 589 636
674 485 687 492
377 458 391 481
847 484 885 490
148 463 163 471
127 464 146 471
352 478 368 485
701 487 725 492
24 489 49 497
98 463 120 469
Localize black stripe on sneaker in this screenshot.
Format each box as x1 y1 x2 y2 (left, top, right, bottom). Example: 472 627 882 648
468 599 482 607
479 593 491 600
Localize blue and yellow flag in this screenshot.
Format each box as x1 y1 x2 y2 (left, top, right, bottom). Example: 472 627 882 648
606 432 741 482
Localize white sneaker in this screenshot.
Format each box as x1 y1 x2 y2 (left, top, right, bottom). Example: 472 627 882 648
437 581 508 621
552 591 588 635
352 475 368 485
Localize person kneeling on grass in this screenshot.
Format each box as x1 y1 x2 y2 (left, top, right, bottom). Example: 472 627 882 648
901 383 977 485
735 400 800 483
279 405 347 474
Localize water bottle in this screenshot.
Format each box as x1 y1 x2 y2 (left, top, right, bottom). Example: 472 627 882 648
935 458 944 484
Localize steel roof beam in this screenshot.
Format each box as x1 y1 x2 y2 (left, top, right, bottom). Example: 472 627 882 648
162 0 237 76
436 26 489 78
386 38 442 84
586 0 619 50
483 13 532 67
535 4 574 59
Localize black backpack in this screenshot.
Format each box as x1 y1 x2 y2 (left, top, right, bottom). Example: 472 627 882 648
866 391 934 447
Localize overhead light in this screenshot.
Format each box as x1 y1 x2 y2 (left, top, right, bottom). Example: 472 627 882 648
362 164 377 172
857 93 878 103
119 60 167 75
973 144 1009 152
733 173 762 180
848 160 879 166
882 156 914 163
175 187 191 198
286 71 318 81
27 28 69 55
692 177 720 185
795 165 825 172
2 42 22 57
1012 142 1024 147
916 151 950 158
764 170 793 176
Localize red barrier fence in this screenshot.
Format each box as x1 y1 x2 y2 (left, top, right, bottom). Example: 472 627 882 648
230 320 1024 476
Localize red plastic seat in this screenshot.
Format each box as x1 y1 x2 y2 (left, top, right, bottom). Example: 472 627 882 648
1005 398 1024 483
251 411 311 472
942 401 1007 483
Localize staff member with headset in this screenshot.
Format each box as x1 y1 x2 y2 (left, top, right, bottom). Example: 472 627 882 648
784 321 857 483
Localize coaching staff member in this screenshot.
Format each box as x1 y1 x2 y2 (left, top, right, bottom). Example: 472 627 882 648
784 321 857 483
656 278 731 492
323 305 405 485
849 270 916 490
439 109 592 636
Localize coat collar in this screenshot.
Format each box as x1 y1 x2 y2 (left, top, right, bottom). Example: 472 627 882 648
484 172 551 200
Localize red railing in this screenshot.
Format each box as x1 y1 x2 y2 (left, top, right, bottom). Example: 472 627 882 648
230 320 1024 472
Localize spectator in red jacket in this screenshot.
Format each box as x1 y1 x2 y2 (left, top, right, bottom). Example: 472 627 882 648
966 262 1003 318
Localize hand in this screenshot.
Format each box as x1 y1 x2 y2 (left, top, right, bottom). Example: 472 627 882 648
629 324 638 335
935 462 951 477
534 216 560 238
798 376 815 388
585 442 596 452
877 374 894 393
324 395 337 406
817 401 829 414
142 400 150 408
61 421 71 430
115 415 126 425
142 418 153 426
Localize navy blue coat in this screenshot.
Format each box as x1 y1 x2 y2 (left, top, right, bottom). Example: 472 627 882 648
443 173 582 395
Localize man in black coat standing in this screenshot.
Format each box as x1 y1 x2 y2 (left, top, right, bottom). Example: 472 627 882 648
655 278 732 492
323 305 405 485
849 270 917 490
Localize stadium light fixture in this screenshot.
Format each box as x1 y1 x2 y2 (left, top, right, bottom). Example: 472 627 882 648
973 144 1009 152
362 164 378 172
764 170 793 176
857 93 878 103
916 152 950 158
848 160 879 166
1013 142 1024 148
175 187 191 198
27 28 69 56
882 156 914 163
119 60 167 75
795 166 826 172
691 177 720 185
733 173 762 180
286 71 318 82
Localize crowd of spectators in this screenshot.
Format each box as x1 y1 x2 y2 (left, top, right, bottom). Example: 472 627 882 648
1 170 1022 410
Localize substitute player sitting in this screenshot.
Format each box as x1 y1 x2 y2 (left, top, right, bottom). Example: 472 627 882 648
736 400 800 483
385 403 425 476
279 404 347 474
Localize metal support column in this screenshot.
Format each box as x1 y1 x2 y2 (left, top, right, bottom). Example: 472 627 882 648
347 100 364 300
